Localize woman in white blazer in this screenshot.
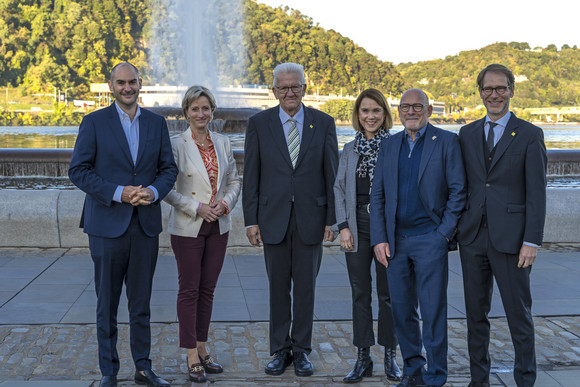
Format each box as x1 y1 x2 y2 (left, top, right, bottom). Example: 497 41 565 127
164 86 241 383
334 89 401 383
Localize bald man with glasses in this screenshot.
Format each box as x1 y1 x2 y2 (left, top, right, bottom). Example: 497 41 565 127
370 89 466 387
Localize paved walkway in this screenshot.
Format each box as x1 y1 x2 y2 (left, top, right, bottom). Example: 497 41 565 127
1 245 580 386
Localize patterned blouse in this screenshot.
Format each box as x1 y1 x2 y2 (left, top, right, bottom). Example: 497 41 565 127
193 134 229 213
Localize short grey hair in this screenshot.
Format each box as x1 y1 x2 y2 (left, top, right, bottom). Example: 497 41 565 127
181 85 217 122
272 63 305 87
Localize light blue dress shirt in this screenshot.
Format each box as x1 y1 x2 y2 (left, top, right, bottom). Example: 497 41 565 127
112 102 159 203
484 111 511 148
279 104 305 144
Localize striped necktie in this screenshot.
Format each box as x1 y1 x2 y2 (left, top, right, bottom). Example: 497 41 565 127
287 118 299 168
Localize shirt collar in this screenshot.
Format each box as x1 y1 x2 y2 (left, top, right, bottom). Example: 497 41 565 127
279 104 304 125
404 123 428 141
486 111 511 128
114 101 141 122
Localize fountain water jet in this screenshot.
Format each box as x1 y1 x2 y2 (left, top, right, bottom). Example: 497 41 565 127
147 0 246 107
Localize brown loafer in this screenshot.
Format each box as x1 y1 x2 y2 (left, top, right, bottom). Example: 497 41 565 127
188 363 207 383
199 354 223 374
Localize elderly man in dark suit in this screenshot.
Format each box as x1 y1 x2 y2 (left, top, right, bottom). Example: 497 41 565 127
69 62 177 387
243 62 338 377
457 64 547 387
370 88 466 387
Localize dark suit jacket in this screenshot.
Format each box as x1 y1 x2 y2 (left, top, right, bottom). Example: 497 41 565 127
369 123 466 256
242 104 338 245
69 103 178 238
456 114 547 254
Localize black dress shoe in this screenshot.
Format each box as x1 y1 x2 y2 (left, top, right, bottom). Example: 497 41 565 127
199 354 223 373
343 347 372 383
99 375 117 387
134 369 171 386
394 373 425 387
384 347 402 381
265 350 293 375
293 351 313 376
188 362 207 383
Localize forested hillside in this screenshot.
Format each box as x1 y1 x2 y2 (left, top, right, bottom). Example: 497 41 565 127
1 0 579 111
398 42 580 112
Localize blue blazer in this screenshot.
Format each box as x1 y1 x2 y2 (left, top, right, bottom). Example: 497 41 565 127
369 123 466 256
69 103 178 238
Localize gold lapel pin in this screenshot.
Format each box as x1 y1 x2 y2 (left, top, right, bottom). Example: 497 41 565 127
432 136 437 140
310 124 313 128
511 132 516 136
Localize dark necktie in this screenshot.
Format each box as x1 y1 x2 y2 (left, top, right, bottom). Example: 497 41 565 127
487 122 497 151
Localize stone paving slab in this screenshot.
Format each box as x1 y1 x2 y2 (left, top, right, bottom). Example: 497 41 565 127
1 317 580 386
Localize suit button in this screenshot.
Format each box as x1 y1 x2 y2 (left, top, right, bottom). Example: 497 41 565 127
187 174 192 177
485 183 490 187
192 192 196 195
479 204 483 208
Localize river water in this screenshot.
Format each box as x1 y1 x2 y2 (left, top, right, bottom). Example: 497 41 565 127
1 124 580 150
1 124 579 189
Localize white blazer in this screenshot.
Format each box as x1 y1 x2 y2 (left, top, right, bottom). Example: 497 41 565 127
164 128 241 237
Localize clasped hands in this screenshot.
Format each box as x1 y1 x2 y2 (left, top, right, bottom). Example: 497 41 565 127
197 201 226 223
122 185 154 206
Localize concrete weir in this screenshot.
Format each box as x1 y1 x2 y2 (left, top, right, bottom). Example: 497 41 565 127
1 149 580 178
1 149 580 247
0 189 579 248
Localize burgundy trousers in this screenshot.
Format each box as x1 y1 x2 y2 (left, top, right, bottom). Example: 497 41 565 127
171 220 228 349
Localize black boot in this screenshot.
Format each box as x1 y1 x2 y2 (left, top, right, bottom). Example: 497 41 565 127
343 347 373 383
384 347 402 381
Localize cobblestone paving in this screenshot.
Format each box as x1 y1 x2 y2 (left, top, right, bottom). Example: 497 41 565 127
1 317 580 386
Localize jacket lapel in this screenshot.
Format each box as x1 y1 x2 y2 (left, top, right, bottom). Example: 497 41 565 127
470 117 486 174
269 107 293 168
418 123 436 183
209 131 224 185
183 128 211 187
295 105 315 169
489 114 518 172
390 132 404 195
135 109 149 166
107 103 133 165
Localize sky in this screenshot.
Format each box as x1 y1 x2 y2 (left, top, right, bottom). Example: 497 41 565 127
257 0 580 64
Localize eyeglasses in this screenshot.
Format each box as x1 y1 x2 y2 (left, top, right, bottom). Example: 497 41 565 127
399 103 425 112
275 85 304 95
481 86 510 96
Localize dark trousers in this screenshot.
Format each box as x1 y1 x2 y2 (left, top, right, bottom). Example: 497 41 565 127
263 204 322 355
345 206 397 349
171 221 228 349
388 229 449 387
89 212 159 376
460 220 536 387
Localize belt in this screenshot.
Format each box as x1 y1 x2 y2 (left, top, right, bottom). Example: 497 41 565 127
356 203 370 213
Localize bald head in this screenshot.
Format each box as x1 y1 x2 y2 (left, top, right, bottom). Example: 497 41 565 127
110 62 139 81
401 88 429 105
